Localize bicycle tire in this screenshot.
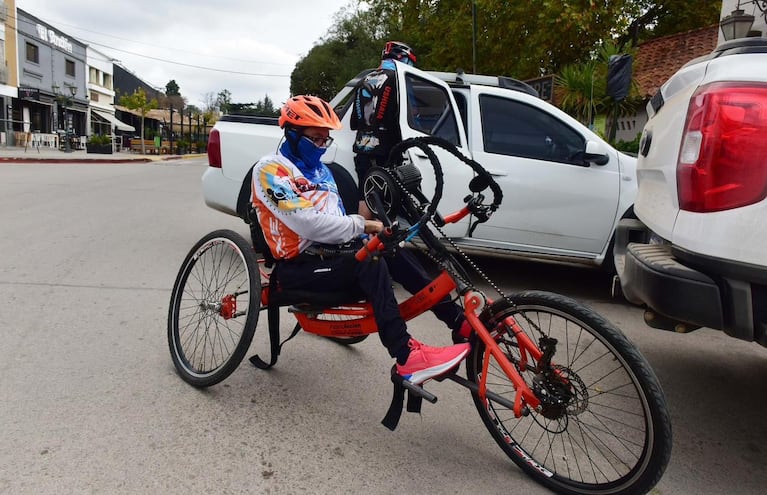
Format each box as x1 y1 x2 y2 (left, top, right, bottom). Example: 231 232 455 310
168 229 260 387
466 291 671 495
326 335 369 345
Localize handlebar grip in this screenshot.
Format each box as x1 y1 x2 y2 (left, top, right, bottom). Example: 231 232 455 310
355 233 385 261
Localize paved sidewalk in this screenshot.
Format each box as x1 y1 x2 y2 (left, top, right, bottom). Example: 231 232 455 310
0 144 205 163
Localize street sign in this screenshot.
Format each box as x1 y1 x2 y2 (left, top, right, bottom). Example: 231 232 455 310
525 75 554 102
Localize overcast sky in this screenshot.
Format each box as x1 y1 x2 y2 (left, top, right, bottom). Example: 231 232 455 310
16 0 351 109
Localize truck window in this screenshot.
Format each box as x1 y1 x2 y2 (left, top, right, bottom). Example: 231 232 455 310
480 94 584 164
405 74 460 145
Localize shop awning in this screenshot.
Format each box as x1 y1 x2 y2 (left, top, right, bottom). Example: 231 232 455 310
92 109 135 132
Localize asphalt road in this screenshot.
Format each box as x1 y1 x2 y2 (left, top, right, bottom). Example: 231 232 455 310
1 159 766 494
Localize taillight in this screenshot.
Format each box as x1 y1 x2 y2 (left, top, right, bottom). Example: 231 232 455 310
207 128 221 168
677 82 767 212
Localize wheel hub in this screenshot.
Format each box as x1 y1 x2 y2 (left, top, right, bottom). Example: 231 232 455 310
533 365 588 420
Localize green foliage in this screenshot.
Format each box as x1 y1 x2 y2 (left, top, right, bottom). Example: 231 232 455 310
87 134 111 146
614 132 642 154
118 87 158 117
291 0 722 98
165 80 180 96
291 5 383 99
216 89 232 114
556 41 642 127
118 88 158 154
618 0 722 46
225 94 282 117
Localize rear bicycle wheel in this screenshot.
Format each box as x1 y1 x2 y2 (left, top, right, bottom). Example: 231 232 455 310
467 291 671 495
326 335 369 345
168 229 260 387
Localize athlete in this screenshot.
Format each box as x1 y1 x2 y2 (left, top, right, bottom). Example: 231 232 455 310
250 95 469 384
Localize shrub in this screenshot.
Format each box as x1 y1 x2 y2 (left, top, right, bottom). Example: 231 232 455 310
88 134 111 146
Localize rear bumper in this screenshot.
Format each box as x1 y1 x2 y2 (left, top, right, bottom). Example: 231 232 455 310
615 219 767 345
201 167 239 216
621 242 724 330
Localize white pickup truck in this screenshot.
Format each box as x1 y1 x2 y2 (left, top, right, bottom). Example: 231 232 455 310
614 37 767 347
203 63 638 269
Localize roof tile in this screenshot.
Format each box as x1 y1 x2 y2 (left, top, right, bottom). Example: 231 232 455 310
636 25 719 98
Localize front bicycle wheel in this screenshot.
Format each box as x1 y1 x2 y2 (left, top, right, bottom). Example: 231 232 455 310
467 291 671 495
168 230 260 387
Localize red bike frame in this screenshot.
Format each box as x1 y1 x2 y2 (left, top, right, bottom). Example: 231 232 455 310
259 203 542 418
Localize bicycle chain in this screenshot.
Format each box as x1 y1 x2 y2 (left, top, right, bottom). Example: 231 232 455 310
384 160 547 339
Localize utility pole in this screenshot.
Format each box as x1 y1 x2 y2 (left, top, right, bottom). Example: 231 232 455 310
472 1 477 74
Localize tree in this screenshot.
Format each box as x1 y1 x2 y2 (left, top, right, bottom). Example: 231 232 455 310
201 91 219 114
165 80 180 96
618 0 722 47
555 42 642 143
216 89 232 115
292 1 721 98
119 88 158 155
290 5 382 98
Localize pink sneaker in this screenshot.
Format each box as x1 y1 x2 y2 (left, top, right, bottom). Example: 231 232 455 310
396 339 470 384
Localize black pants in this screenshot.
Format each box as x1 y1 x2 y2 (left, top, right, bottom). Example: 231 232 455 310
354 154 386 200
273 250 463 360
274 255 410 359
386 249 464 331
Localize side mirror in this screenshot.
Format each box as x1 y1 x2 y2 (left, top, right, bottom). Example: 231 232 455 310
583 140 610 166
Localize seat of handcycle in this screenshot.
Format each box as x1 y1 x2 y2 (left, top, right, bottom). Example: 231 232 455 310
268 287 364 309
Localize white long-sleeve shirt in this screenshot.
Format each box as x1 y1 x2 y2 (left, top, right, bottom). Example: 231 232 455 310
250 153 366 260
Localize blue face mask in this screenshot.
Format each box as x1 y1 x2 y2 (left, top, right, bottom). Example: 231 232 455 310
278 129 343 212
296 135 327 167
281 130 327 173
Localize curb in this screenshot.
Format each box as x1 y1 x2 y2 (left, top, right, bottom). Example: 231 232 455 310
0 154 201 164
0 156 153 164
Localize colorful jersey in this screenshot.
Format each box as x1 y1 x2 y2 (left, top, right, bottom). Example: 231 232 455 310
251 153 366 260
350 61 401 157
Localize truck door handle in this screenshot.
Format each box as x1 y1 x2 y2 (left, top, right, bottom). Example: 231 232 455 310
486 169 507 177
413 150 428 158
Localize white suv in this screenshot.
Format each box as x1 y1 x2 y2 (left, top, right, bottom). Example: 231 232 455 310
615 38 767 346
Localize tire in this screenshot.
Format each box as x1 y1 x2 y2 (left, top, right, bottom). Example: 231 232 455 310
467 291 671 495
326 335 369 345
168 230 261 387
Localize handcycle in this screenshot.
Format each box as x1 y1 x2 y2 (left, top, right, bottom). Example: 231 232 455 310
168 137 672 495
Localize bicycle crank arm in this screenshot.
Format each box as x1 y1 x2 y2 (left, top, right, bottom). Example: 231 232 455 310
444 374 527 414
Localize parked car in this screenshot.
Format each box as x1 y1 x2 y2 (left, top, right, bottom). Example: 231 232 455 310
203 63 638 269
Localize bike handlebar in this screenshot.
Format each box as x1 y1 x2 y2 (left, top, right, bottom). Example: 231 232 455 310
356 136 504 260
354 228 390 261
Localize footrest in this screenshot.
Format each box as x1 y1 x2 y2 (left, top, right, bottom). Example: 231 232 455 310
382 366 438 431
392 372 438 404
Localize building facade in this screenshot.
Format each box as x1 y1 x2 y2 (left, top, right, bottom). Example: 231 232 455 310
16 9 87 141
87 46 134 138
1 0 18 144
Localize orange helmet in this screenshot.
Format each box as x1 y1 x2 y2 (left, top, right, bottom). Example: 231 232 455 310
278 95 342 130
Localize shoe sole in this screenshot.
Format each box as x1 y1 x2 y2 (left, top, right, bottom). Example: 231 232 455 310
401 348 469 385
